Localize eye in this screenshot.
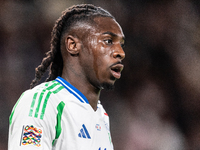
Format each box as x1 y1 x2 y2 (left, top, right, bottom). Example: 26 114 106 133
104 39 113 45
121 43 125 48
121 39 125 48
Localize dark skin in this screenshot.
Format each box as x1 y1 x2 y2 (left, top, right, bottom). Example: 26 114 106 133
61 16 125 111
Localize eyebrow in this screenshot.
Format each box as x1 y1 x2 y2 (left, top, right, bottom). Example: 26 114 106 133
102 31 118 37
102 31 125 43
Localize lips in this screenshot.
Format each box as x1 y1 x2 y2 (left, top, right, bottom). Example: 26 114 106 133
110 63 124 79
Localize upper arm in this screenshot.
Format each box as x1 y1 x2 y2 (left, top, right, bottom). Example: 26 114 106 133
8 91 56 150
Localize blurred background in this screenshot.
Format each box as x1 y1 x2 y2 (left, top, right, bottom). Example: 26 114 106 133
1 0 200 149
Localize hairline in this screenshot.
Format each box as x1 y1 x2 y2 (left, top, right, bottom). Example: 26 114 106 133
62 15 114 36
60 15 115 52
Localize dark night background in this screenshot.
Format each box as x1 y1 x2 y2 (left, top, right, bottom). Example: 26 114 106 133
1 0 200 149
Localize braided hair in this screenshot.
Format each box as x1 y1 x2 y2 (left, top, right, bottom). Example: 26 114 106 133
30 4 114 88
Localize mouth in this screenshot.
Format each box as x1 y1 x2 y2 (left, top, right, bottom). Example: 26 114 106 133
110 63 124 79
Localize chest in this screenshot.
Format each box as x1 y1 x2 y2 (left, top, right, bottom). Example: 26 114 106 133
53 101 113 150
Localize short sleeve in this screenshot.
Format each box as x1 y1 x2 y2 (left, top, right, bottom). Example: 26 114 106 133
8 90 56 150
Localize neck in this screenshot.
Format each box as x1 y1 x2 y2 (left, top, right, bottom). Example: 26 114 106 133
61 67 101 111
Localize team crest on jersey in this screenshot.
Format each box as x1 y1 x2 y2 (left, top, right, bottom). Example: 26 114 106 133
21 125 42 147
95 124 101 131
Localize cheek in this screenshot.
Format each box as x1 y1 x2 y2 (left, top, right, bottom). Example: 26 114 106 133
91 46 105 79
93 48 111 78
93 44 109 66
89 39 112 79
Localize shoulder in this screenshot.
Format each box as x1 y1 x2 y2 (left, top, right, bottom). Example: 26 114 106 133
10 80 66 123
21 80 65 104
15 81 61 107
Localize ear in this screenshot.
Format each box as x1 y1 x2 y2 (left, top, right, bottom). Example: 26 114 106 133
65 35 81 55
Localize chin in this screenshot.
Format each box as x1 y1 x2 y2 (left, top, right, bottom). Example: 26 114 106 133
101 82 115 91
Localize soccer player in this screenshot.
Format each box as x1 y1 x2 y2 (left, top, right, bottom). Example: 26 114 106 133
8 4 125 150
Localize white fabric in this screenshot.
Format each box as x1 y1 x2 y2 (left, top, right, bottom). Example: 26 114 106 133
8 76 113 150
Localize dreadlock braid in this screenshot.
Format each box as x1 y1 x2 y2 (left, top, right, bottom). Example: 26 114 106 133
30 4 114 88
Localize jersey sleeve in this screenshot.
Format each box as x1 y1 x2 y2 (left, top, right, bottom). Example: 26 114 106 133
8 89 57 150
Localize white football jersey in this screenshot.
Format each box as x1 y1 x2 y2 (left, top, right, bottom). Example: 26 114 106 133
8 76 114 150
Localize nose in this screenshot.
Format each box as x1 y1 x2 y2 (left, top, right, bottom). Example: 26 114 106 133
113 46 125 60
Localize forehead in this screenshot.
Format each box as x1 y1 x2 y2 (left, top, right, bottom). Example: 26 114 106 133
92 17 124 38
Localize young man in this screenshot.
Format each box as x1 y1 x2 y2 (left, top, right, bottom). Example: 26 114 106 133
8 4 125 150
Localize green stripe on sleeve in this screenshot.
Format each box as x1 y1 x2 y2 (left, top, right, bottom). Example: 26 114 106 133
53 86 64 94
52 101 65 145
9 93 25 125
33 82 60 118
46 82 60 91
29 92 38 117
39 91 51 120
40 85 64 120
28 81 64 120
29 82 50 117
34 90 45 118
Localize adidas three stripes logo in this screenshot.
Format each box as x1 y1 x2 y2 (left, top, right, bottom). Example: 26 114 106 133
78 124 91 139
